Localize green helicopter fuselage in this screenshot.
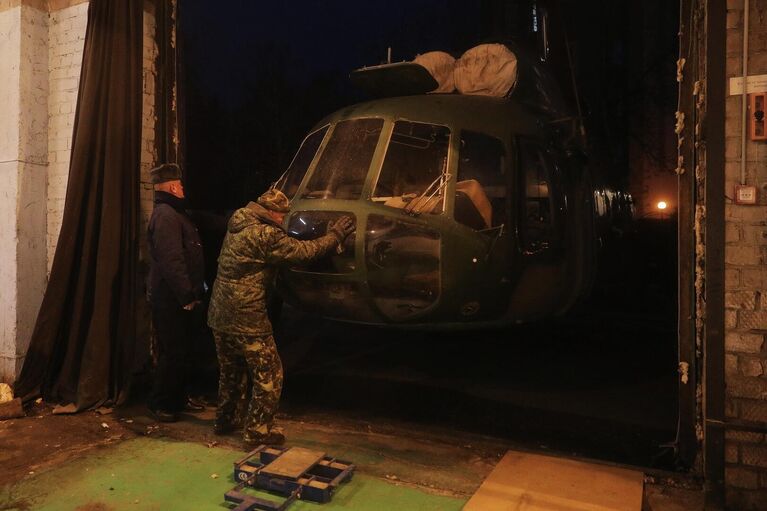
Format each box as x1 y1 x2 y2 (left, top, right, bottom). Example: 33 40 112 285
275 93 616 328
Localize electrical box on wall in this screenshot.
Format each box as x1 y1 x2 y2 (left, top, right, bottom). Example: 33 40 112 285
750 93 767 141
735 185 758 205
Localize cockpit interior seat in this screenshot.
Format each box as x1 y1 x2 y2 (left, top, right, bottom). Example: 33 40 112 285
383 195 442 213
334 181 364 200
455 179 492 229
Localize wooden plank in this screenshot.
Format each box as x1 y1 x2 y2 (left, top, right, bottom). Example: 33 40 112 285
261 447 326 480
704 1 727 506
0 398 24 420
296 477 329 490
463 451 643 511
318 459 351 470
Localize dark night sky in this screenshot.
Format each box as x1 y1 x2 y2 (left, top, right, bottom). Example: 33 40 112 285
180 0 487 208
181 1 484 107
179 1 678 210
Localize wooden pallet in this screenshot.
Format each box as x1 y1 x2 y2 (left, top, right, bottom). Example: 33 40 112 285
225 445 356 511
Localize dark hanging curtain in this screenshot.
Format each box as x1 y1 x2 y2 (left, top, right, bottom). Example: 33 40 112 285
15 0 143 411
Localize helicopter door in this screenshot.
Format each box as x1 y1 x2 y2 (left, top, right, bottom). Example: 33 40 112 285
366 120 450 322
455 130 511 317
511 138 567 317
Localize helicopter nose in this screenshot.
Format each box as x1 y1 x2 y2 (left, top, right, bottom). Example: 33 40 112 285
286 210 358 274
279 209 443 324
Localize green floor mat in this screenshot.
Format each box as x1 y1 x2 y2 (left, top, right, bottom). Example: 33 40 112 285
3 437 466 511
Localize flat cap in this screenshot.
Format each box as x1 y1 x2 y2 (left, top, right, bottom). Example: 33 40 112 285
257 189 291 213
150 163 182 184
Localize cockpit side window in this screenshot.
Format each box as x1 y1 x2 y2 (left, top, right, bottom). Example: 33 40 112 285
372 120 450 214
275 125 328 199
456 131 507 230
302 118 383 200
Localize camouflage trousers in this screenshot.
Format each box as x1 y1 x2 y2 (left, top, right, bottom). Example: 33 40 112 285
212 331 283 441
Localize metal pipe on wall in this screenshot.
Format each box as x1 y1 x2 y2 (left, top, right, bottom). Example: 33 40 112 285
741 0 749 185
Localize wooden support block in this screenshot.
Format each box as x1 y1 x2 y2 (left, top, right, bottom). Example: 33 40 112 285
0 398 24 420
262 447 326 480
464 450 644 511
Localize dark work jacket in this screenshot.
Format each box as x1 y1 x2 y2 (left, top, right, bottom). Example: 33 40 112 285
147 191 205 309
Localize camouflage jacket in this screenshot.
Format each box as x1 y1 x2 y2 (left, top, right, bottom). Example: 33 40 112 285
207 202 340 335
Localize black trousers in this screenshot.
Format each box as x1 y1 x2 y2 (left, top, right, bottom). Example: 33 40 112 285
149 306 202 412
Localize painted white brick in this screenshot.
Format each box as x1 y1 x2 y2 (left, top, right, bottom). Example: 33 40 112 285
46 2 88 272
0 4 49 382
0 8 21 163
140 6 158 263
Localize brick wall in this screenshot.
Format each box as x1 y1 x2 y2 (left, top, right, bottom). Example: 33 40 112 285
724 0 767 509
15 3 49 380
141 1 158 260
136 0 158 367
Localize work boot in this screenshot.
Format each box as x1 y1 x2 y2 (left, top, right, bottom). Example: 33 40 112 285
213 419 236 436
148 407 178 423
243 431 286 449
184 397 205 412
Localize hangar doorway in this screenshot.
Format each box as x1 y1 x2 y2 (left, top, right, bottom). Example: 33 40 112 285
179 0 690 471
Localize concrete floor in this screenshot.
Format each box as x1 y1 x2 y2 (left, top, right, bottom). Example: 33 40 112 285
265 220 681 470
0 220 703 509
7 438 467 510
1 403 500 510
1 402 703 511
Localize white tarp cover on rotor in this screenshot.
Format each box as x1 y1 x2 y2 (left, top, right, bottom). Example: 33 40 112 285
413 51 456 93
454 43 518 97
351 43 520 98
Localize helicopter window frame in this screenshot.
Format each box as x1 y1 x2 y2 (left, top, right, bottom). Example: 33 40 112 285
274 124 330 200
370 119 452 216
300 118 385 201
517 137 559 252
455 130 508 231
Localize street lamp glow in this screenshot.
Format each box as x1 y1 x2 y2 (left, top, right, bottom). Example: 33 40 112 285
657 201 668 210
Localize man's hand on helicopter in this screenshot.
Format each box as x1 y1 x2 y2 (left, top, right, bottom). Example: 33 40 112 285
328 216 355 244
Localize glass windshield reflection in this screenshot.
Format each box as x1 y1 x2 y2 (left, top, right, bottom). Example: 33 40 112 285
275 126 328 199
365 214 441 321
302 119 383 200
286 211 356 273
372 121 450 215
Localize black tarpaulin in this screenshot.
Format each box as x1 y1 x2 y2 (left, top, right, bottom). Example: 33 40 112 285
15 0 143 410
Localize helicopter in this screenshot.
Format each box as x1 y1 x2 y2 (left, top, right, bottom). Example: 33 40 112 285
271 41 632 328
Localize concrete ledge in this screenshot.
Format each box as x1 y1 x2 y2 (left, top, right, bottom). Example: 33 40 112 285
47 0 87 11
0 354 24 384
0 0 88 14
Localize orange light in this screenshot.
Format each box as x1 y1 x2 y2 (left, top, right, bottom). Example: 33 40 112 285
657 201 668 210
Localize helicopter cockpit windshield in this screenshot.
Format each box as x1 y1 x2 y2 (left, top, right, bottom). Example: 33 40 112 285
302 118 383 200
273 110 518 324
372 120 450 215
274 125 328 198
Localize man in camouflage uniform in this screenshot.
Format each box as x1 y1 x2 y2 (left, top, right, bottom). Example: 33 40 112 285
207 189 354 446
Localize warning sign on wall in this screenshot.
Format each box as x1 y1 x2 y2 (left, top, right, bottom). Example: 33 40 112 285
729 74 767 95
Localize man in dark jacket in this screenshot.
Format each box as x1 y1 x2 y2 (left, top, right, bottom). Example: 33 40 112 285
147 163 206 422
208 189 354 446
